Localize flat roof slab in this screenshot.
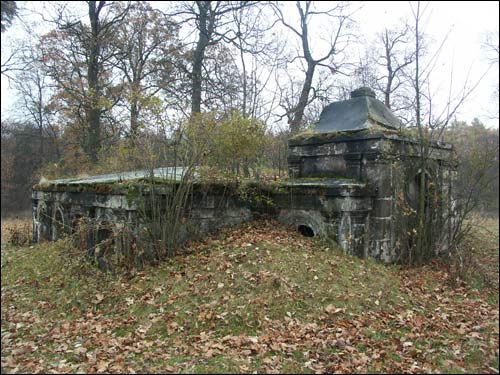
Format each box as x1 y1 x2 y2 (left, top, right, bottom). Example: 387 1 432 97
45 167 186 185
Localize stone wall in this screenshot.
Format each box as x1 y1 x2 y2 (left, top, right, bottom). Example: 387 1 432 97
32 180 373 268
288 130 456 262
32 131 456 266
32 186 252 267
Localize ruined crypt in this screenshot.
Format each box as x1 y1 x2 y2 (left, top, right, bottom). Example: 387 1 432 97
32 87 457 267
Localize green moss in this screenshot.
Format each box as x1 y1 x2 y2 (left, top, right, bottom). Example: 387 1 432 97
94 183 112 193
125 184 143 207
288 126 405 146
286 176 355 183
251 180 288 195
236 183 275 211
289 130 363 145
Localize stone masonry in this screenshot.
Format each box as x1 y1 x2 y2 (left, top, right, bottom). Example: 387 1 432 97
32 87 456 267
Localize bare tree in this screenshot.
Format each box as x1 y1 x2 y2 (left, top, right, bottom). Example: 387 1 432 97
229 3 280 117
375 24 415 111
196 43 240 113
13 43 59 165
482 30 499 119
350 21 416 125
483 30 499 63
0 37 23 80
272 1 355 134
1 1 24 80
167 1 259 116
399 1 491 265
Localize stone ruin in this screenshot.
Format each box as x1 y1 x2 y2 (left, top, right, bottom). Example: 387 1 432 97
32 88 457 267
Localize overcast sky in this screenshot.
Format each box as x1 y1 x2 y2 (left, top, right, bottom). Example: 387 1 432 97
357 1 499 127
1 1 499 127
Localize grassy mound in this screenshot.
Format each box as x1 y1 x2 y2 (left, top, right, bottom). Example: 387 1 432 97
1 219 498 373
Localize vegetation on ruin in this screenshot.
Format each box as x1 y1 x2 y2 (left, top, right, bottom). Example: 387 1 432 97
1 1 498 373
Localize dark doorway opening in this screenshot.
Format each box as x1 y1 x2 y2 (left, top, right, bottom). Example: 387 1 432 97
298 225 315 237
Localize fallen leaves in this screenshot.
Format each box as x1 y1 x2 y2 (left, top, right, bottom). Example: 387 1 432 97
93 293 105 304
324 304 344 315
1 219 499 374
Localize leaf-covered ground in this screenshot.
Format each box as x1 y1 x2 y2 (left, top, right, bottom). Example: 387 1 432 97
1 218 498 373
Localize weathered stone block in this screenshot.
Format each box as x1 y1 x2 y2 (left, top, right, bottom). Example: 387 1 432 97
32 88 456 265
372 198 393 217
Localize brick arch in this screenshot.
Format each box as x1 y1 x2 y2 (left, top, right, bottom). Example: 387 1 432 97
277 209 327 239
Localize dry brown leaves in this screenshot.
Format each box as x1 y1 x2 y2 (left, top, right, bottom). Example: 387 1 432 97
1 219 499 373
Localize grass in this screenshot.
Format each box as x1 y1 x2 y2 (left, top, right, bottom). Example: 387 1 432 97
1 216 498 373
1 214 31 246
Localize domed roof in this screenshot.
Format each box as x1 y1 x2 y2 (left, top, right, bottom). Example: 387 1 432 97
314 87 402 133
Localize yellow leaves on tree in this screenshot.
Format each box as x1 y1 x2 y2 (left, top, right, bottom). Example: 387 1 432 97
186 110 268 177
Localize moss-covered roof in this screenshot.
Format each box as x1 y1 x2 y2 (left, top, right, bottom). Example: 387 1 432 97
278 177 363 187
38 167 186 187
289 127 398 146
314 87 402 133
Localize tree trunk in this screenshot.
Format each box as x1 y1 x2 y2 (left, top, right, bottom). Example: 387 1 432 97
385 75 392 109
384 30 393 109
191 2 210 115
414 1 427 263
37 83 44 166
289 63 315 135
130 98 139 138
240 46 247 117
87 1 102 163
